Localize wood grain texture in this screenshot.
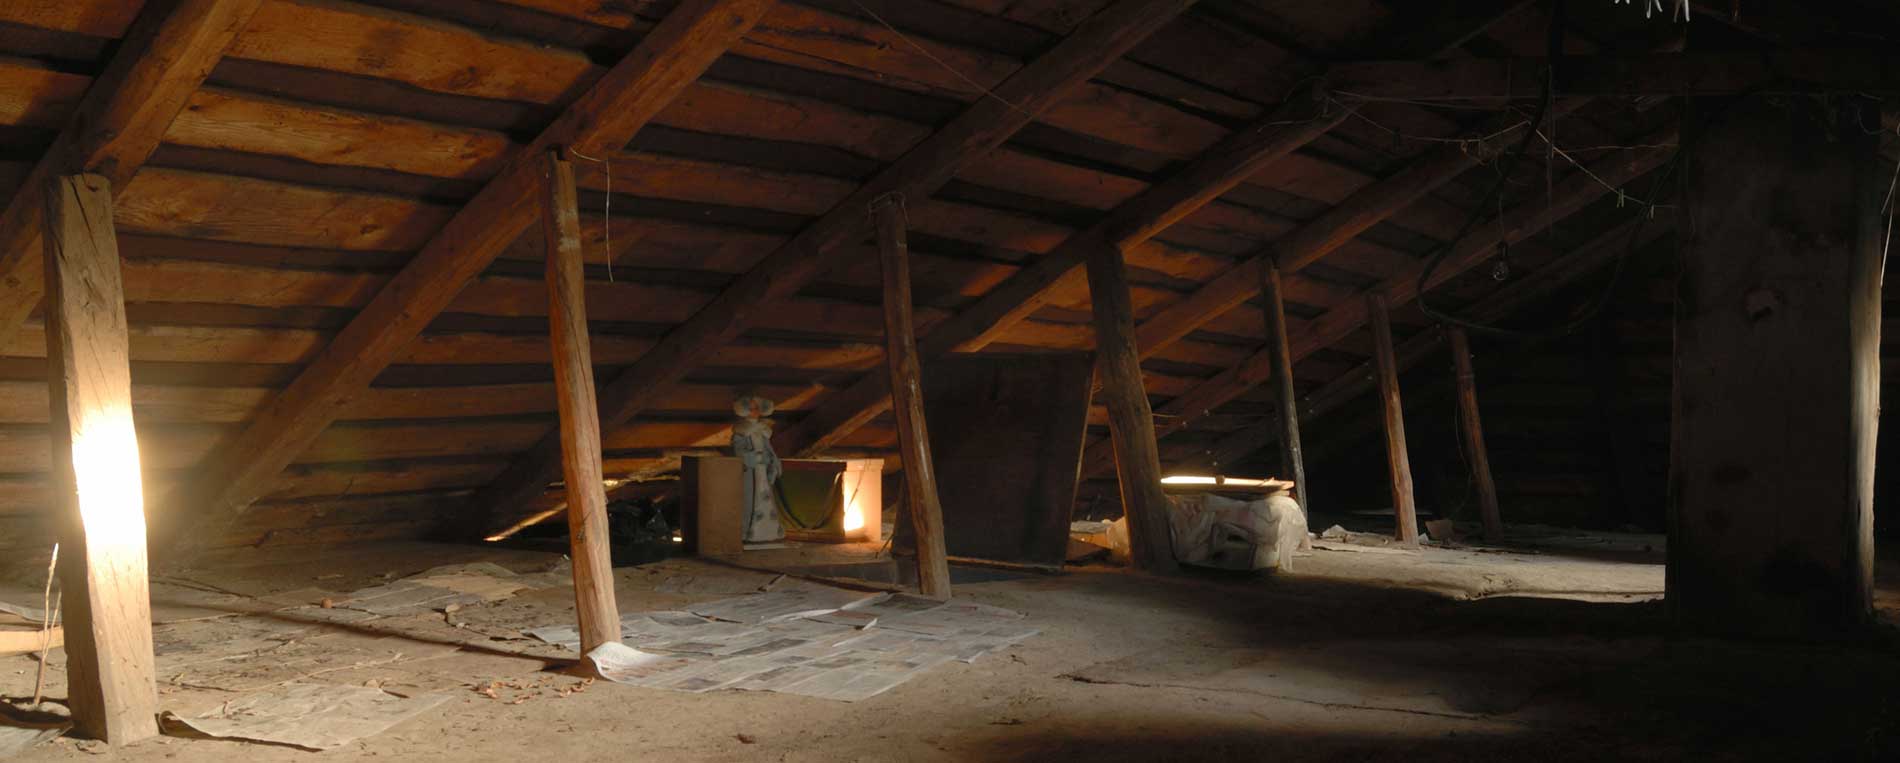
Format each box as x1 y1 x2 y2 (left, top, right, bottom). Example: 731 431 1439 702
540 152 621 652
1085 239 1178 573
874 197 950 598
477 0 1199 534
163 0 779 556
0 0 268 355
43 174 159 744
1447 327 1502 542
1366 292 1417 544
1260 262 1307 511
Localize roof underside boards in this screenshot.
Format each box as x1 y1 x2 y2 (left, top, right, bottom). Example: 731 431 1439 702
0 0 1888 549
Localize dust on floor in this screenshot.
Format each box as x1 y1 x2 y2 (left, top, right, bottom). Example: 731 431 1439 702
3 537 1897 762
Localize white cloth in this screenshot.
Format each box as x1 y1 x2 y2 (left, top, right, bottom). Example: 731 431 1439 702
732 417 784 543
1166 493 1309 571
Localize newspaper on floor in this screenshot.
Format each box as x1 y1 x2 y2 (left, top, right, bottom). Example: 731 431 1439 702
162 682 451 751
689 588 877 625
0 724 65 757
525 611 719 651
772 651 958 702
333 565 530 617
841 592 948 619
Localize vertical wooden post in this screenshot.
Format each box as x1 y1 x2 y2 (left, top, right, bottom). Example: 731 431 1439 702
542 151 620 653
1447 327 1503 542
1669 96 1878 637
1259 262 1309 512
43 174 158 744
873 195 952 598
1367 293 1419 544
1084 241 1179 573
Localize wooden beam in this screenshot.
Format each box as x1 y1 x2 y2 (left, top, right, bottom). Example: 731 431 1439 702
541 151 621 654
1078 131 1678 478
1668 95 1879 637
1259 262 1308 511
1189 216 1670 473
0 0 266 350
1446 327 1502 542
873 196 951 598
478 0 1201 535
162 0 781 555
44 174 158 744
1086 240 1179 573
1330 49 1900 101
773 91 1344 457
1366 293 1419 544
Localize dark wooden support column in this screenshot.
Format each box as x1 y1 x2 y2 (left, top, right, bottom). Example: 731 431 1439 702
1367 293 1420 544
541 152 621 653
1669 95 1880 637
1447 328 1503 542
873 196 952 598
1260 262 1309 511
1086 242 1178 573
44 174 158 743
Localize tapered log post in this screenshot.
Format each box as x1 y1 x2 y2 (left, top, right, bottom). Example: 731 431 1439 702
1085 243 1178 573
542 151 620 653
43 174 158 743
872 195 952 598
1259 262 1310 511
1447 328 1503 542
1367 293 1419 544
1669 96 1879 637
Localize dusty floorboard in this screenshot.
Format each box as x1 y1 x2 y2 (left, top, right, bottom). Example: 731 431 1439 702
2 536 1897 761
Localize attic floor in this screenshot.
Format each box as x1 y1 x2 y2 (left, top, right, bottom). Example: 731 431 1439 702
5 535 1898 762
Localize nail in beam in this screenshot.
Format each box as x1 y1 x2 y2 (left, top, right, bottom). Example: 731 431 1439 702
1259 262 1309 513
44 174 159 743
1366 293 1420 544
1447 327 1504 542
1085 240 1179 573
1668 95 1879 637
873 196 952 598
542 151 621 653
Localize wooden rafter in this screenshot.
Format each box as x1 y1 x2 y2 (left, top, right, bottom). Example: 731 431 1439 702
772 92 1344 458
771 2 1540 459
476 0 1202 536
161 0 782 555
0 0 268 350
1078 129 1680 478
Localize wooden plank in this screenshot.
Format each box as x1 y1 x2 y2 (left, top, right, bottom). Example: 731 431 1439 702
1079 132 1678 477
43 174 159 744
161 0 780 556
540 151 621 654
1330 49 1900 101
0 0 268 354
1260 262 1307 510
773 92 1343 457
873 197 950 598
1447 327 1502 542
476 0 1199 535
1668 95 1878 637
1085 238 1178 573
1366 292 1417 544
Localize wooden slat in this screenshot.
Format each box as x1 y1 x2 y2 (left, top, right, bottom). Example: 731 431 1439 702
1085 235 1179 572
476 0 1199 534
1366 293 1417 543
539 151 621 653
0 0 268 355
1259 262 1307 509
1079 131 1679 477
160 0 780 556
873 197 950 598
44 174 159 744
1447 327 1503 542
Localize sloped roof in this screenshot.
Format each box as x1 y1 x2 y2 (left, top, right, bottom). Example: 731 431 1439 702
0 0 1893 551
